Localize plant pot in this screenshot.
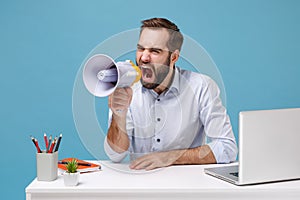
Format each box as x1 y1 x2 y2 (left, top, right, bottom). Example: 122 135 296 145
63 171 80 186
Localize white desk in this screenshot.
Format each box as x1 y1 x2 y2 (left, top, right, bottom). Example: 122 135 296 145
26 161 300 200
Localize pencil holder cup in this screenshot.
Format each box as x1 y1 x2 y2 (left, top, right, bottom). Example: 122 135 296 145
36 151 58 181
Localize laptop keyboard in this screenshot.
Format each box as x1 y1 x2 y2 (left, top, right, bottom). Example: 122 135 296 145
230 172 239 177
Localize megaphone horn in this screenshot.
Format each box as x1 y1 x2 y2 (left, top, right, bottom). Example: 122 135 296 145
83 54 141 97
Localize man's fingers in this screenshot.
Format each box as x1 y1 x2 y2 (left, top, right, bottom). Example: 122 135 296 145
130 155 148 169
131 160 152 170
145 163 158 171
130 154 159 170
109 87 133 112
113 88 129 98
124 87 133 98
129 151 175 171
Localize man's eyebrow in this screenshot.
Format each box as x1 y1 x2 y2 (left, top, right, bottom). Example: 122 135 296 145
150 47 163 52
137 44 144 49
137 44 164 52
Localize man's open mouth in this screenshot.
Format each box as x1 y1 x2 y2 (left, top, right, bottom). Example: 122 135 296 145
141 65 155 83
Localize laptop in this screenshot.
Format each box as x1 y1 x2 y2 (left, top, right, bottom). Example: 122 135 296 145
204 108 300 185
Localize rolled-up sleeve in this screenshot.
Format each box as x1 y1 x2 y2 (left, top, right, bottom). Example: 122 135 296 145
207 131 238 163
200 76 238 163
104 136 128 162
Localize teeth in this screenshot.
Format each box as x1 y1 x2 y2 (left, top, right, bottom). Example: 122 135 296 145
141 65 151 70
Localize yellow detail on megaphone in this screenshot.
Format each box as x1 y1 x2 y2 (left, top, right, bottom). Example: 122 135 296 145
129 60 141 85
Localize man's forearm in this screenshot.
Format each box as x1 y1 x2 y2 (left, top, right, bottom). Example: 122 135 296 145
129 145 217 170
107 114 129 153
174 145 217 165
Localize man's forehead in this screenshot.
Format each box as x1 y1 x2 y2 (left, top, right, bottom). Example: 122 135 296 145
138 28 169 50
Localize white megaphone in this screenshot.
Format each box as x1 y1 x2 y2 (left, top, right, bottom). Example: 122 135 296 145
83 54 141 97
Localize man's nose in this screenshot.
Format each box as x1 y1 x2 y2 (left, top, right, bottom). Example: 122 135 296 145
141 50 151 63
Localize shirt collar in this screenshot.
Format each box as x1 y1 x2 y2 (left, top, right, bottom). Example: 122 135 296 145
165 66 180 95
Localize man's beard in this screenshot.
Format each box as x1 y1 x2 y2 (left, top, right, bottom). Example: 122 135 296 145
137 56 171 90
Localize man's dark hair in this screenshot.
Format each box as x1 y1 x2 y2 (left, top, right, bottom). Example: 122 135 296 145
140 18 184 52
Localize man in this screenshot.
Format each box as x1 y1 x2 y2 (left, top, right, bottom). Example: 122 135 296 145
104 18 237 170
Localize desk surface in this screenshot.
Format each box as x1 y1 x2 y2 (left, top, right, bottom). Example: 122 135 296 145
26 161 300 200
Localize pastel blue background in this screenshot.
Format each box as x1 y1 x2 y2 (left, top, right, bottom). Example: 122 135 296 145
1 0 299 199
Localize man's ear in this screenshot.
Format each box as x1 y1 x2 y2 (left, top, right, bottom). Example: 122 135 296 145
171 49 180 63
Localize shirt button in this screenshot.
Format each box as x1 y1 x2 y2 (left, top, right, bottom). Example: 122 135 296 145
156 138 160 142
157 118 161 121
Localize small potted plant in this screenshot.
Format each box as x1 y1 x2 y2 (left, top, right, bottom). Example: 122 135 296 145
63 159 80 186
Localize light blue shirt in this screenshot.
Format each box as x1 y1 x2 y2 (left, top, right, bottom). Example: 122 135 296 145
104 67 238 163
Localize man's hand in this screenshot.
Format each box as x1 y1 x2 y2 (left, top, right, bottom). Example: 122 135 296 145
106 87 133 153
108 87 133 117
129 145 217 170
129 151 182 170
